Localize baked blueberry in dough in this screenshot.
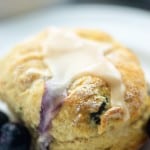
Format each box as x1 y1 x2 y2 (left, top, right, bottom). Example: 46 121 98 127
0 27 149 150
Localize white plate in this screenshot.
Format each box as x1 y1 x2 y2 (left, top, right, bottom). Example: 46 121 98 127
0 4 150 149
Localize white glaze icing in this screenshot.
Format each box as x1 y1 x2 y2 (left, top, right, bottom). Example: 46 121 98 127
42 28 128 119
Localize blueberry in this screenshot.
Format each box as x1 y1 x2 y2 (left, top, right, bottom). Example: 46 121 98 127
0 123 31 150
0 111 9 127
90 101 107 125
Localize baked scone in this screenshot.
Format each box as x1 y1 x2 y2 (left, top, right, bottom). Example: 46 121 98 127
0 27 149 150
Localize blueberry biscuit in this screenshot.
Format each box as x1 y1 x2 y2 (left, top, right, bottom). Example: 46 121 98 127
0 28 149 150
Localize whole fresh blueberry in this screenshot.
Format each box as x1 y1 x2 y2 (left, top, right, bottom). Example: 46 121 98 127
0 111 9 127
0 123 31 150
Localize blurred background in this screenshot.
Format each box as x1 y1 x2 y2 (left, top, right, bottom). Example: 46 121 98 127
75 0 150 9
0 0 150 18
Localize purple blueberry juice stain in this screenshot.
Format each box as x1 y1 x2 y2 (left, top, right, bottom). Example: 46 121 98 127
38 81 67 150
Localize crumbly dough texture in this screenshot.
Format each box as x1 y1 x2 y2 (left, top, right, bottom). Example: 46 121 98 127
0 28 149 150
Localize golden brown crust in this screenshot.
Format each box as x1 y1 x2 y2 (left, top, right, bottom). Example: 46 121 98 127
0 28 149 150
